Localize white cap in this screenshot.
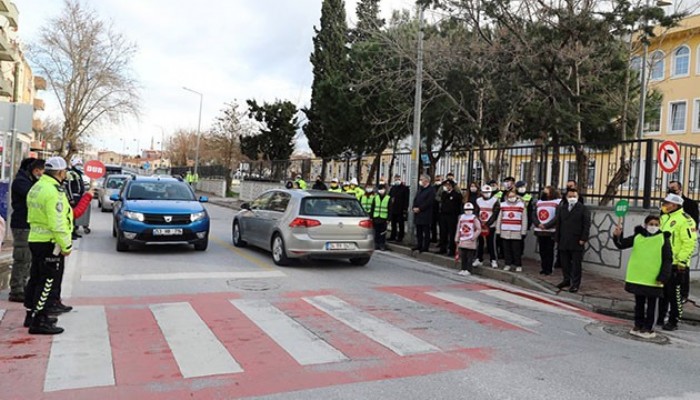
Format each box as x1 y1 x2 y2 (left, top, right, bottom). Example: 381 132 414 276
331 178 339 183
343 181 350 186
463 202 474 210
45 156 68 171
71 156 83 166
481 185 492 193
663 193 684 206
350 178 358 185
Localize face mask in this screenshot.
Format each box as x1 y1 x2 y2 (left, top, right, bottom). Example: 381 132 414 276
316 179 322 182
668 189 680 195
483 193 491 199
470 187 478 193
491 186 498 192
646 226 660 235
508 197 517 203
444 187 452 193
464 209 473 215
378 189 386 195
366 188 374 194
393 181 401 186
517 188 526 194
568 197 578 205
434 180 442 186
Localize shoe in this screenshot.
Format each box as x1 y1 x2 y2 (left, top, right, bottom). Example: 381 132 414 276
629 327 642 337
682 297 689 304
23 312 58 328
556 281 571 289
411 246 420 252
569 286 579 293
72 232 82 240
515 267 522 273
662 323 678 331
639 330 657 339
45 302 73 314
8 293 24 303
539 271 546 275
28 315 64 335
491 260 499 269
472 259 482 267
503 265 511 271
458 270 471 276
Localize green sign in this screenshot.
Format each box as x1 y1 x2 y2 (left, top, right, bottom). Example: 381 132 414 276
615 200 629 218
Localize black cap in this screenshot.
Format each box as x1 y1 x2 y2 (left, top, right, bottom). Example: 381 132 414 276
504 177 515 182
487 179 497 185
515 180 527 188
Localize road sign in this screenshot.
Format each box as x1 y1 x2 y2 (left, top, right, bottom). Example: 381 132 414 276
657 140 681 174
84 160 106 180
614 200 629 218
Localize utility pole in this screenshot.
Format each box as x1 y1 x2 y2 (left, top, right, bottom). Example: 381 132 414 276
183 87 203 175
407 5 425 243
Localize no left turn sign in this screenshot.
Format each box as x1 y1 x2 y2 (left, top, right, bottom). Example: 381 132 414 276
657 140 681 174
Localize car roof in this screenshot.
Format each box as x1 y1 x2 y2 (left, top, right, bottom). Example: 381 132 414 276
105 174 131 179
131 176 181 183
263 188 356 199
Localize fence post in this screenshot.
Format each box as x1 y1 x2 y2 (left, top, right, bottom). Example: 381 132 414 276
643 139 654 209
541 144 549 190
467 147 474 185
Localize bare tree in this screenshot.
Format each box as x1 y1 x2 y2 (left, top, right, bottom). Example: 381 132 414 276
207 102 251 193
167 129 198 167
30 0 140 159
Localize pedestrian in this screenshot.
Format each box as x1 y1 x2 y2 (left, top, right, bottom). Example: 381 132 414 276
657 193 697 331
455 203 482 276
466 182 480 210
328 178 342 193
24 157 74 335
342 181 353 195
431 175 444 244
349 178 364 200
372 184 391 251
360 185 375 214
389 174 409 243
411 175 435 253
285 180 294 189
446 172 460 192
496 190 528 272
554 188 591 293
564 180 585 204
667 180 698 304
295 174 307 190
476 185 500 269
613 215 672 339
66 157 86 239
534 186 561 276
500 177 515 200
8 158 45 303
515 180 532 259
436 180 462 257
312 175 327 191
292 181 301 190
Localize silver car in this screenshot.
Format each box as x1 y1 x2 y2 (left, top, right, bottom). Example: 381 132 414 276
99 174 130 212
232 189 375 266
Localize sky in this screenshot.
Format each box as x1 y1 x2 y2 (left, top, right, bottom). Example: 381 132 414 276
16 0 417 156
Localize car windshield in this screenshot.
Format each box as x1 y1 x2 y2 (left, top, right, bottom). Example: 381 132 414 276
126 182 195 201
106 177 127 189
300 197 365 217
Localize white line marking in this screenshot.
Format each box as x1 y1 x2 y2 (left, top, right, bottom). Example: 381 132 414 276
304 295 439 356
44 306 115 392
426 291 541 329
0 309 5 324
480 289 590 321
61 239 82 298
82 270 286 282
232 299 348 365
150 302 243 378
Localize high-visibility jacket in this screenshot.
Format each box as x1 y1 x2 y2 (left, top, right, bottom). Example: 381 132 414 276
296 179 307 190
521 193 532 204
360 195 374 213
192 173 199 183
353 187 365 200
328 186 342 193
534 199 561 233
27 174 74 253
660 208 697 268
372 195 390 219
626 233 665 288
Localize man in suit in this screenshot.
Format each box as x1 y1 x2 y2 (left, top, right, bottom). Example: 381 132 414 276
389 174 410 243
668 180 699 304
555 188 591 293
412 175 435 253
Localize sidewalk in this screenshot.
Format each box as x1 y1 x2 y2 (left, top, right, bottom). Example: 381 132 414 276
386 241 700 323
198 192 243 210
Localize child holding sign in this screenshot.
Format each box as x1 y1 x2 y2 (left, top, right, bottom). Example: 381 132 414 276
613 215 672 339
455 203 481 276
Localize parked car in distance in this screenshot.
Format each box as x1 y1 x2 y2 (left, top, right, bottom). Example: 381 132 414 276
98 174 131 212
111 176 210 252
232 189 374 266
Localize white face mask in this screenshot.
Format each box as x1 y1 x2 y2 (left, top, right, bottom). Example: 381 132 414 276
366 188 374 194
464 209 473 215
568 197 578 205
646 226 660 235
393 181 401 186
507 197 517 203
483 193 491 199
378 189 386 195
470 187 478 193
517 188 526 194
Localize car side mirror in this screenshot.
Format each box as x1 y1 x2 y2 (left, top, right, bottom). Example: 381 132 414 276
241 202 251 210
199 196 209 203
109 194 120 202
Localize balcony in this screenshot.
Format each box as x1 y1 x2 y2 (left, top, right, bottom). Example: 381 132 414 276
0 77 11 97
33 98 45 111
0 1 19 29
34 76 47 91
0 27 15 62
32 119 43 132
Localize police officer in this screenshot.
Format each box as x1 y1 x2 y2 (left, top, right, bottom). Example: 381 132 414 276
295 174 307 190
24 157 74 335
328 178 342 193
67 157 86 239
360 185 375 214
658 193 697 331
349 178 364 200
372 184 391 251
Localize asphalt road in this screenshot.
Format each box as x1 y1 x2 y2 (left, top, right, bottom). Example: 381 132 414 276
1 202 700 400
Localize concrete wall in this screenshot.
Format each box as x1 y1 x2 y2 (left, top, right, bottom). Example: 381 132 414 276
195 179 226 198
523 206 700 281
239 180 283 202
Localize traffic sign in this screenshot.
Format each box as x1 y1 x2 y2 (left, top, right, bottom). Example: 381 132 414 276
657 140 681 174
84 160 106 180
614 200 629 218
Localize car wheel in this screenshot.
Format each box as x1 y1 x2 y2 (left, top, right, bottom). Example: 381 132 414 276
271 234 290 266
232 221 247 247
349 257 371 266
112 223 117 237
101 205 109 213
194 239 208 251
116 230 129 252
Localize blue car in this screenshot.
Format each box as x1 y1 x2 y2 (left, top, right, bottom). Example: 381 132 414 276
111 176 210 252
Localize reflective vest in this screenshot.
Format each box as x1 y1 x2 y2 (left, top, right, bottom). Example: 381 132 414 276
660 208 698 268
625 233 664 288
328 186 342 193
534 199 561 233
296 179 307 190
521 193 532 204
500 201 525 232
353 187 365 200
361 195 374 213
27 174 74 253
476 196 498 227
457 214 477 242
373 195 390 219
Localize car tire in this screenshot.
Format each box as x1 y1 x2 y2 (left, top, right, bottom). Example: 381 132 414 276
101 205 109 213
271 234 290 266
194 239 208 251
112 223 117 237
116 231 129 252
349 257 371 266
232 221 247 247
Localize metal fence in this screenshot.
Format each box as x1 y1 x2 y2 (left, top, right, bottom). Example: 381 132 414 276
228 139 700 209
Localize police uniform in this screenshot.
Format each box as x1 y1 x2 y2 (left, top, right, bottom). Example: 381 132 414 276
372 190 391 251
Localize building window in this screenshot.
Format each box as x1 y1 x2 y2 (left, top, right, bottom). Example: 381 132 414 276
669 101 687 133
587 160 596 189
631 56 642 80
672 46 690 77
650 51 665 81
694 99 700 133
645 104 661 134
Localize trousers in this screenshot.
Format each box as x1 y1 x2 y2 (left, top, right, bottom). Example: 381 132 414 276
502 239 523 267
25 242 64 317
658 269 683 325
10 229 31 296
560 250 583 288
634 295 657 331
477 228 497 262
538 235 555 274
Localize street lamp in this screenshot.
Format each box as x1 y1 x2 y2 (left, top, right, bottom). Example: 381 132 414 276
182 87 203 175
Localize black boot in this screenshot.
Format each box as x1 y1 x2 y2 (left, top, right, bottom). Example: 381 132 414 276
45 302 73 314
28 314 64 335
23 311 58 328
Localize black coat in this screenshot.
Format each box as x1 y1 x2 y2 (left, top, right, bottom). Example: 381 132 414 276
440 189 463 216
682 194 699 226
10 169 36 229
389 184 410 215
413 185 435 226
555 202 591 251
312 181 328 191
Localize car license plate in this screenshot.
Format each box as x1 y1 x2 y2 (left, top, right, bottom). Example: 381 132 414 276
153 228 183 236
326 242 356 251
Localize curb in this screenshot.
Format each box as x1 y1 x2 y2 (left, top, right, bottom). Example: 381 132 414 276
386 243 700 324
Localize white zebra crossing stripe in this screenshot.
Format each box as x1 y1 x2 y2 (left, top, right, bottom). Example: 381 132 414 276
303 295 439 356
82 270 286 282
44 306 115 392
231 299 348 365
426 292 541 329
480 289 591 321
150 302 243 378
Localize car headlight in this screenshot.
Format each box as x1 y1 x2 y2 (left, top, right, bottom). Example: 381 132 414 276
190 211 207 222
124 211 145 222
